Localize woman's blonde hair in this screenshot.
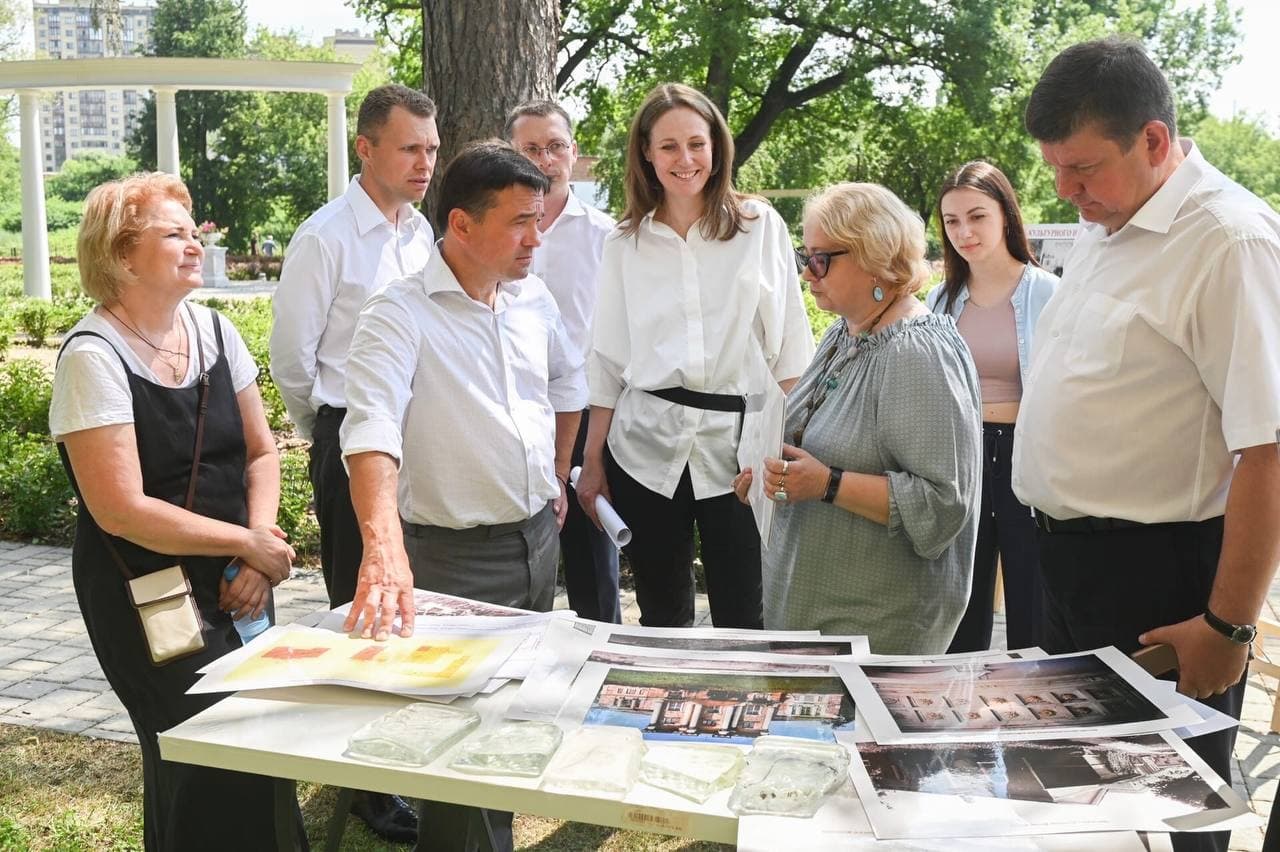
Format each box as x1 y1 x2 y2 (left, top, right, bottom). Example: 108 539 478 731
803 182 931 297
77 172 193 304
618 82 755 241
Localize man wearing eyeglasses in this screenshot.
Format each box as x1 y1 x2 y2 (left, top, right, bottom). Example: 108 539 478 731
505 100 622 624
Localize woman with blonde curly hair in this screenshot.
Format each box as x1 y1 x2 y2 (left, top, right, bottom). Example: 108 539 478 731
735 182 982 653
50 173 302 849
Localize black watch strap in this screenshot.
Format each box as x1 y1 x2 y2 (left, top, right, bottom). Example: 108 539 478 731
1203 608 1257 645
822 467 844 504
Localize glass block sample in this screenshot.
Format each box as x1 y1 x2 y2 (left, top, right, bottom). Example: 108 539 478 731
728 735 850 817
449 720 564 778
640 742 744 803
541 725 645 797
345 702 480 767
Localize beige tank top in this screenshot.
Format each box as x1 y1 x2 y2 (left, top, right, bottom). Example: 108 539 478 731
955 298 1022 403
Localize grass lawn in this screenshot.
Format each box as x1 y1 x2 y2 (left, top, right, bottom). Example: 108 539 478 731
0 724 730 851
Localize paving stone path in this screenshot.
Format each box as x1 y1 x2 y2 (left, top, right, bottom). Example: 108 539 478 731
0 539 1275 850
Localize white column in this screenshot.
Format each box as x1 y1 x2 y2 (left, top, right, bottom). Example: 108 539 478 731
18 90 50 300
155 87 179 174
326 92 348 200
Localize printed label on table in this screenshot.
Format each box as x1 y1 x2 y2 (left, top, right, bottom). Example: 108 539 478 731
621 806 690 834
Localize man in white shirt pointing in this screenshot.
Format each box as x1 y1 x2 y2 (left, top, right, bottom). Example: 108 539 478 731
340 142 586 852
268 83 438 844
506 99 621 623
1013 37 1280 852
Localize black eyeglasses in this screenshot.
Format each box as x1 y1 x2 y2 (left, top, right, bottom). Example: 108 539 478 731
793 248 848 279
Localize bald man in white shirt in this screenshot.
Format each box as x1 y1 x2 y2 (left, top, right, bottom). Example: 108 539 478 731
506 100 621 624
1015 38 1280 852
268 83 439 844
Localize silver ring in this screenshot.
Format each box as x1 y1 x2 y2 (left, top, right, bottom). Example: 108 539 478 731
772 490 788 503
782 460 790 475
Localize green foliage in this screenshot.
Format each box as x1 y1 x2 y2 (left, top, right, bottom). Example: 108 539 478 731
0 136 20 209
46 153 138 203
0 358 53 435
0 431 77 542
0 198 82 233
356 0 1241 225
129 5 391 250
1193 113 1280 213
277 447 319 565
15 302 51 347
205 297 289 430
0 814 30 850
128 0 257 248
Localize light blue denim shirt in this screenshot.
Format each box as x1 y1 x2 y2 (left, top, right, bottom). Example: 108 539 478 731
926 263 1058 384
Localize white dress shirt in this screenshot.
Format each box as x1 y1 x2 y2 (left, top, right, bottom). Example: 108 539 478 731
340 249 588 529
530 192 615 367
269 176 435 440
1012 141 1280 522
589 199 815 499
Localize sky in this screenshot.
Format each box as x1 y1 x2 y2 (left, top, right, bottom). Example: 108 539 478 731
242 0 367 47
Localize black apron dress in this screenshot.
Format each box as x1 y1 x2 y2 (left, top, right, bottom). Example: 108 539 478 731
56 311 300 851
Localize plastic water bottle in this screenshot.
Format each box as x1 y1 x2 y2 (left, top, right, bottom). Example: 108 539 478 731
222 561 270 644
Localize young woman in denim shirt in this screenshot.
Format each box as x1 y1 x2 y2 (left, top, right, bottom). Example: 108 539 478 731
928 161 1058 652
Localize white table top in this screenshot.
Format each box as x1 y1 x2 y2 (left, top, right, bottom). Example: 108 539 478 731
158 683 739 843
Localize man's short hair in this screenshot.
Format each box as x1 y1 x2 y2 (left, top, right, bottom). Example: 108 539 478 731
503 100 574 140
1025 36 1177 146
436 141 551 233
357 84 437 141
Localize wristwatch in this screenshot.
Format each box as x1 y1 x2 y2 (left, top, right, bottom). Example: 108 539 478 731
822 467 844 504
1203 608 1257 645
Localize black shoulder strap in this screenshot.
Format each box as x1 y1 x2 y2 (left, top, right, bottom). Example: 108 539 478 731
56 329 131 373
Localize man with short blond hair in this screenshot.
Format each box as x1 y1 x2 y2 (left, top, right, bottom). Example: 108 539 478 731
268 82 439 844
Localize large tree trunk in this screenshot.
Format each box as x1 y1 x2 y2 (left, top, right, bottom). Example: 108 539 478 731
421 0 559 221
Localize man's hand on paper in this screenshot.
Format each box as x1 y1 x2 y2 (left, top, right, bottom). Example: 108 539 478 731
344 533 416 641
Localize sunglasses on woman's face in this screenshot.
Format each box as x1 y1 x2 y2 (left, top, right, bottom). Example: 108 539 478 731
793 248 848 279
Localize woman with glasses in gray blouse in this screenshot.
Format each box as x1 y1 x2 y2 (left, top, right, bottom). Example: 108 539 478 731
734 182 982 654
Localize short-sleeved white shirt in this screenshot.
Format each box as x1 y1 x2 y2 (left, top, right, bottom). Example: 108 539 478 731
50 303 260 443
1012 141 1280 522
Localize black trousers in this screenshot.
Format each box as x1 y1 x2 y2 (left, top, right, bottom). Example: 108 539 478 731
561 410 621 623
1036 515 1243 852
309 406 363 609
948 423 1043 652
606 449 762 629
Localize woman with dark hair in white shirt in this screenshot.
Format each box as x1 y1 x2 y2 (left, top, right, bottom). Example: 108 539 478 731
576 82 814 629
928 161 1058 652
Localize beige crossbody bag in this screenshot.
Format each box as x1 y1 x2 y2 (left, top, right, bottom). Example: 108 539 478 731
101 327 213 666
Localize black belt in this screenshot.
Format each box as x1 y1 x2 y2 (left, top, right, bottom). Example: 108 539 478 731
1033 510 1201 535
646 386 746 413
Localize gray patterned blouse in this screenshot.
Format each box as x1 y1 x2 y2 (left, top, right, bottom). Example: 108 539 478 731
763 313 982 654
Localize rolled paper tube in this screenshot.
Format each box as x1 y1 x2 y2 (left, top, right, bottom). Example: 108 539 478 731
568 466 632 548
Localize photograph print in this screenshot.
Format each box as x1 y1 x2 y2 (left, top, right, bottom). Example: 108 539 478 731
583 667 856 745
856 652 1171 737
852 733 1249 839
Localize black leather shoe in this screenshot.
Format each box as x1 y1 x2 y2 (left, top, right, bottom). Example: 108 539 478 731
350 790 419 844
